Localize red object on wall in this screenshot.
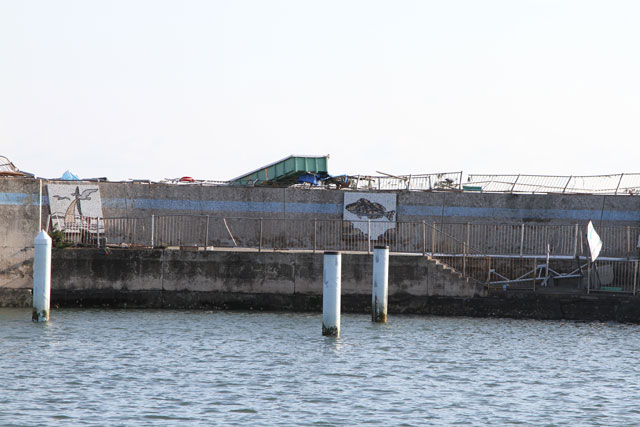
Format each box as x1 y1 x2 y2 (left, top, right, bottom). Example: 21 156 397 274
179 176 195 182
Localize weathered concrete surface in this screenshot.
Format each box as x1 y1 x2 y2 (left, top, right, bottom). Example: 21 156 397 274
3 177 640 295
43 248 640 323
29 179 640 226
0 288 32 307
0 178 41 289
52 249 482 297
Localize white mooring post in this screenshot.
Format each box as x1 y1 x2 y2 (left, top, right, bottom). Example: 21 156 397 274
33 230 52 322
322 251 341 337
372 245 389 323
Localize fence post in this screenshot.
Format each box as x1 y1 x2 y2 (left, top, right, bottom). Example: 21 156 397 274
96 217 101 248
486 257 491 283
545 244 550 286
615 173 624 195
151 215 155 248
634 260 638 296
313 219 317 253
259 218 263 252
533 257 537 291
368 219 371 254
463 242 467 276
573 223 579 258
422 221 426 256
627 226 631 260
520 223 525 257
431 222 436 256
587 261 591 294
205 215 210 249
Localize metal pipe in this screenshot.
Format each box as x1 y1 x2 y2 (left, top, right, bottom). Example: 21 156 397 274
322 251 341 337
205 215 210 249
615 173 624 195
634 260 638 296
38 179 42 232
372 246 389 323
627 226 631 260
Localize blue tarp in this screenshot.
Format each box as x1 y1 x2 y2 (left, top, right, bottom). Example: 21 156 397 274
60 170 80 180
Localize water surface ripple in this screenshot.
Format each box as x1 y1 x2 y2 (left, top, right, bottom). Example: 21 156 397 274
1 309 640 425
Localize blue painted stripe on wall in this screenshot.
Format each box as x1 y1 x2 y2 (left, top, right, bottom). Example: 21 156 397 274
94 197 640 221
102 198 342 215
399 205 640 222
0 193 48 206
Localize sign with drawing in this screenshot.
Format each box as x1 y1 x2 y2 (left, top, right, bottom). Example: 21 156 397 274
47 184 104 232
343 192 397 240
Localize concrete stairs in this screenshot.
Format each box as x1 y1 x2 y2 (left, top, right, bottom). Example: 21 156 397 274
425 255 485 297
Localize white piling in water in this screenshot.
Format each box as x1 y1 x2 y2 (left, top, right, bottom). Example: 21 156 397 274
372 245 389 323
33 230 52 322
322 251 341 337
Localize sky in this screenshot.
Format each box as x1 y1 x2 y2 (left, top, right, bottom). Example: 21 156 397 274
1 0 639 181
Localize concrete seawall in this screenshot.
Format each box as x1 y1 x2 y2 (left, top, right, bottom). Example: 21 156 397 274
3 176 640 289
6 248 628 323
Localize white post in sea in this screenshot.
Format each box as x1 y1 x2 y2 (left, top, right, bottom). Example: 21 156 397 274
33 230 52 322
372 245 389 323
322 251 341 337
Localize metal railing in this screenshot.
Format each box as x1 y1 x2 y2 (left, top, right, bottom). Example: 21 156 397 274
466 173 640 195
54 215 640 260
51 215 640 292
131 172 640 195
350 172 463 191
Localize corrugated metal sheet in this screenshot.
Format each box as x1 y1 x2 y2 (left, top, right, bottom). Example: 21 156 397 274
230 155 329 186
0 155 26 176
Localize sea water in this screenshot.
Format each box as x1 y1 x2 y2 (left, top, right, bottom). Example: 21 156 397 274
1 308 640 426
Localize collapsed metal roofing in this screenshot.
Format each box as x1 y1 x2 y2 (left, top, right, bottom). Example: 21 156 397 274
229 155 329 186
0 155 31 177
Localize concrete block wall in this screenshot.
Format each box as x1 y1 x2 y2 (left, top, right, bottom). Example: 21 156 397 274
51 249 482 300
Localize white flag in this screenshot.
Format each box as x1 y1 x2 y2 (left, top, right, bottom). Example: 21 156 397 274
587 221 602 261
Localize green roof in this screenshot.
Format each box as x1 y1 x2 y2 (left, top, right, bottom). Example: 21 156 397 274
230 155 329 186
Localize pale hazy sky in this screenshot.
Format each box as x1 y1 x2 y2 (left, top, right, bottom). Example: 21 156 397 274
1 1 639 181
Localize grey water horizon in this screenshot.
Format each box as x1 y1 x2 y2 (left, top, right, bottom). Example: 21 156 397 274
1 308 640 426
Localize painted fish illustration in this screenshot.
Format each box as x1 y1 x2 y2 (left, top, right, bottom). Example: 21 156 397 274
345 198 396 221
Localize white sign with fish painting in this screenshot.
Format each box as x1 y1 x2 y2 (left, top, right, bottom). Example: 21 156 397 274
343 193 397 240
47 183 104 232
